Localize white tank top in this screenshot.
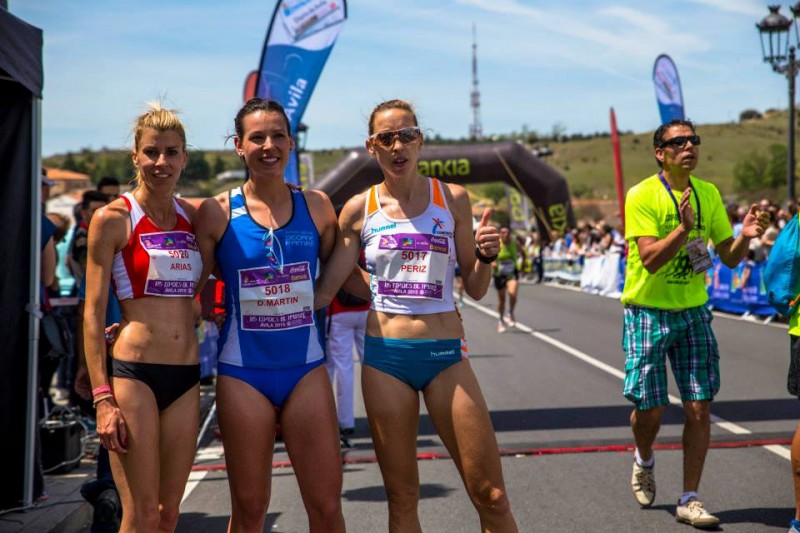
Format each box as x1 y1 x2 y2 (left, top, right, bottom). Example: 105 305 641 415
362 178 457 315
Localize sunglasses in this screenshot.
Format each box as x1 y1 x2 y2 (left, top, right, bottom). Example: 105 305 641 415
262 228 284 274
661 135 701 148
369 127 421 147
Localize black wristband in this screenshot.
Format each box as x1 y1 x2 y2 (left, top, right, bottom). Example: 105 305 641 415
475 246 497 264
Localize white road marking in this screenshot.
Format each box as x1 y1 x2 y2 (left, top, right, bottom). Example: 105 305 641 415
462 296 790 461
182 469 208 504
183 441 225 503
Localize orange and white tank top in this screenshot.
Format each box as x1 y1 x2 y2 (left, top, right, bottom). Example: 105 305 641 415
362 178 457 315
111 192 201 300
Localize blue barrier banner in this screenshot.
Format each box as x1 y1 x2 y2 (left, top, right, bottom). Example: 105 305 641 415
706 257 773 315
708 258 730 307
742 261 775 315
728 262 747 314
256 0 348 185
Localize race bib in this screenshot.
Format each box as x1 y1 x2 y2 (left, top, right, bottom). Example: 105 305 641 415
375 233 449 300
497 260 516 277
238 261 314 331
140 231 201 297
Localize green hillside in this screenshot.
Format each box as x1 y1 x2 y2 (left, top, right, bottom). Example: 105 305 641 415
44 111 798 203
305 111 799 204
549 110 796 203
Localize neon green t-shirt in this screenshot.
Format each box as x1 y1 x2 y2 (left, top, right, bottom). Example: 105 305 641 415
494 239 518 277
620 173 732 309
790 313 800 336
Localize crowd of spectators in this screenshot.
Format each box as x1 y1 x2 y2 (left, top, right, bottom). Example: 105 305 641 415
544 220 626 265
730 198 796 263
35 175 121 520
42 177 121 406
513 197 797 282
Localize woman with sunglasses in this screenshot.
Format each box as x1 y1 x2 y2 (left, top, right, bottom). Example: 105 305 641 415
315 99 518 532
194 98 345 532
84 104 202 531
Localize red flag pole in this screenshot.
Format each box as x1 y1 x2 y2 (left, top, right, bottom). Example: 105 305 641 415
243 70 258 103
610 107 625 232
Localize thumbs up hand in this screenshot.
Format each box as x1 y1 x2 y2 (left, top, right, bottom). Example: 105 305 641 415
475 208 500 258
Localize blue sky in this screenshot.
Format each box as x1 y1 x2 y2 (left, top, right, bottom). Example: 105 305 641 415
10 0 792 157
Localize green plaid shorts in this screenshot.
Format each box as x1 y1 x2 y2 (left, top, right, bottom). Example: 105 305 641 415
622 305 720 410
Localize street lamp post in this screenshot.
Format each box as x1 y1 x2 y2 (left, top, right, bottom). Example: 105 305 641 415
758 3 800 202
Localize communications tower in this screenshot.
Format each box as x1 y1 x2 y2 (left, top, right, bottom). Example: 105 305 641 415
469 24 483 141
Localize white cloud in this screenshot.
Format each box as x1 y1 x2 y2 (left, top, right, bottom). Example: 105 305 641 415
688 0 766 17
13 0 796 155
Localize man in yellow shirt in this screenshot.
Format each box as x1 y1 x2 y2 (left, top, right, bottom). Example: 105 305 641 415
621 119 768 529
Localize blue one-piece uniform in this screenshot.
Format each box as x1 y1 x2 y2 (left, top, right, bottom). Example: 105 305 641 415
215 186 325 406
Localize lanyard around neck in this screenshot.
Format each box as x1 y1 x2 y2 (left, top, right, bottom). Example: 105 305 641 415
658 172 701 230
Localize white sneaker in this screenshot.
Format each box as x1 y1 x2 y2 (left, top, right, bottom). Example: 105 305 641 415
675 499 719 529
630 461 655 507
497 320 506 333
507 314 516 328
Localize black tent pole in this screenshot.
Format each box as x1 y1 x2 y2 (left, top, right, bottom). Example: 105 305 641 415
23 97 42 507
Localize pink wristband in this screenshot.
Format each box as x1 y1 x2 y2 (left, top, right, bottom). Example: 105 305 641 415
92 385 112 398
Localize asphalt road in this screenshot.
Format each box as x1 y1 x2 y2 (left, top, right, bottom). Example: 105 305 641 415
176 282 797 532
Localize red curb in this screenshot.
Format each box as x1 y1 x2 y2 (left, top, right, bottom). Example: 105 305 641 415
191 437 792 472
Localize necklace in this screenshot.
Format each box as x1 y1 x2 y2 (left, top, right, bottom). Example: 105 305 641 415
136 192 176 229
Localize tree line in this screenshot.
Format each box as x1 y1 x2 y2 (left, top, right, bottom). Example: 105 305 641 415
45 148 244 186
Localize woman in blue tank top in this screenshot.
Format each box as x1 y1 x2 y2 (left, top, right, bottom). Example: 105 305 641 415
315 99 518 531
194 99 345 532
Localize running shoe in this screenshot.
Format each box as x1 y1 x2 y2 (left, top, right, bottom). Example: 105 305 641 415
630 461 655 507
790 519 800 533
497 320 506 333
507 314 516 328
675 499 719 529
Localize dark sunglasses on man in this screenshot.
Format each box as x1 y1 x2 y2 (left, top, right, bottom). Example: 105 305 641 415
369 127 422 147
660 135 701 149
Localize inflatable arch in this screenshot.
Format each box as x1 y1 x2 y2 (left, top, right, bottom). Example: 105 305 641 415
312 141 575 240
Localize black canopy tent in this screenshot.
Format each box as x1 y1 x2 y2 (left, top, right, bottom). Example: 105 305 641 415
0 5 44 509
312 141 575 239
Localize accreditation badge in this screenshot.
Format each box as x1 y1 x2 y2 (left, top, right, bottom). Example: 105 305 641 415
685 237 713 274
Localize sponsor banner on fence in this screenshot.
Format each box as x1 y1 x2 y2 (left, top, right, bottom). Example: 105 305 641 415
706 257 773 316
555 252 775 316
543 256 582 284
580 253 622 298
